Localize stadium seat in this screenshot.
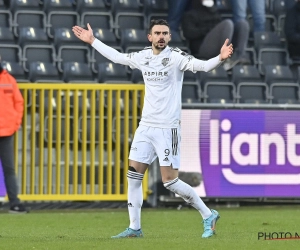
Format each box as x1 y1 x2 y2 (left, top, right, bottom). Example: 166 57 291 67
200 66 230 85
42 0 74 12
271 0 289 17
143 0 168 15
22 44 56 72
200 66 234 103
144 0 168 26
98 62 130 83
248 14 277 41
12 10 46 37
76 0 109 13
0 27 15 43
264 65 300 104
80 12 113 31
18 27 49 47
2 61 29 82
111 0 141 14
57 45 91 72
253 31 282 51
232 65 262 84
97 62 130 83
182 82 201 104
258 47 290 74
120 29 149 53
9 0 41 12
0 44 21 63
114 13 146 39
93 28 120 47
62 62 96 83
0 9 12 29
232 65 269 104
203 82 236 104
54 28 84 48
28 62 60 83
46 11 80 38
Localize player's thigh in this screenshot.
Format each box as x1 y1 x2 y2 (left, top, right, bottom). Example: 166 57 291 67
129 126 157 173
153 127 181 169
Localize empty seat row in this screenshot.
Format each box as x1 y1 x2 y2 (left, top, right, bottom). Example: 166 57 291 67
2 0 167 15
181 65 300 105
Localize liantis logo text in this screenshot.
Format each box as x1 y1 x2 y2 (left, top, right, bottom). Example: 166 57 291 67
210 119 300 166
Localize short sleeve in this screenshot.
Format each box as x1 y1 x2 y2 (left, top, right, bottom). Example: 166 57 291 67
123 51 143 70
173 49 196 73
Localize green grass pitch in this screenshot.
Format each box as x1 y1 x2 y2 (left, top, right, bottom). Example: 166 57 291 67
0 206 300 250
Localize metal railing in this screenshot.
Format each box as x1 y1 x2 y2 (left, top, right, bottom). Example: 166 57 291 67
14 83 147 201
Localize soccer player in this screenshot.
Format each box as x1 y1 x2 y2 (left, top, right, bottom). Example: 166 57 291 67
72 19 233 238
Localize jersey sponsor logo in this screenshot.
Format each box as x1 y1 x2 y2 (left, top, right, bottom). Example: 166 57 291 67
143 71 168 76
143 71 168 81
161 58 170 66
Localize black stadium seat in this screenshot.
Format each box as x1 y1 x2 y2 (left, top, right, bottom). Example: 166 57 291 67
232 65 269 104
97 62 130 83
62 62 95 83
2 61 28 82
265 65 300 104
29 62 60 83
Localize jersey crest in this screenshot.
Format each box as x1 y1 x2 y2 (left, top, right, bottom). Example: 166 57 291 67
161 58 170 66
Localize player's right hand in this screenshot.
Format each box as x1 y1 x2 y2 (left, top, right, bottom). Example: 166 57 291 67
72 23 95 45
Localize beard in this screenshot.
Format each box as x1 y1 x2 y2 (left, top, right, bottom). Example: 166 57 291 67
153 40 167 51
153 44 167 50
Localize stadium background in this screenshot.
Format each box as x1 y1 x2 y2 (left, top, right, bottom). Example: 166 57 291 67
1 0 300 208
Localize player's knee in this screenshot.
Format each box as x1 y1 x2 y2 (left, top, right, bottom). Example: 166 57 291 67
129 166 137 172
163 177 179 190
127 166 144 181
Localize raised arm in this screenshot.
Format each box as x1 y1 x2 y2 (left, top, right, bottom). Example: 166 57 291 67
72 23 131 65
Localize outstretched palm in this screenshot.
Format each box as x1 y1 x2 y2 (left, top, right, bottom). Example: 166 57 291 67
72 23 95 45
220 39 233 61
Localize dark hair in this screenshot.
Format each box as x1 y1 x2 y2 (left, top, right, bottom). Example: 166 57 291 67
148 19 170 34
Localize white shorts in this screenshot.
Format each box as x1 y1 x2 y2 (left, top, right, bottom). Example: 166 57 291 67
129 125 181 169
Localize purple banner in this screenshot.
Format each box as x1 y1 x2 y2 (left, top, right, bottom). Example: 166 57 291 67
181 110 300 197
0 161 6 198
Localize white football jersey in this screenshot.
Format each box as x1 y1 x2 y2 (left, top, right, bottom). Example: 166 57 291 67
124 46 196 128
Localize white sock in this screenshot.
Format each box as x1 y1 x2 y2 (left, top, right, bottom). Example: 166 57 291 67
164 178 212 219
127 170 144 230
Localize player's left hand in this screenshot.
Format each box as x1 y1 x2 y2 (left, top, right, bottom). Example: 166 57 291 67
220 39 233 61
